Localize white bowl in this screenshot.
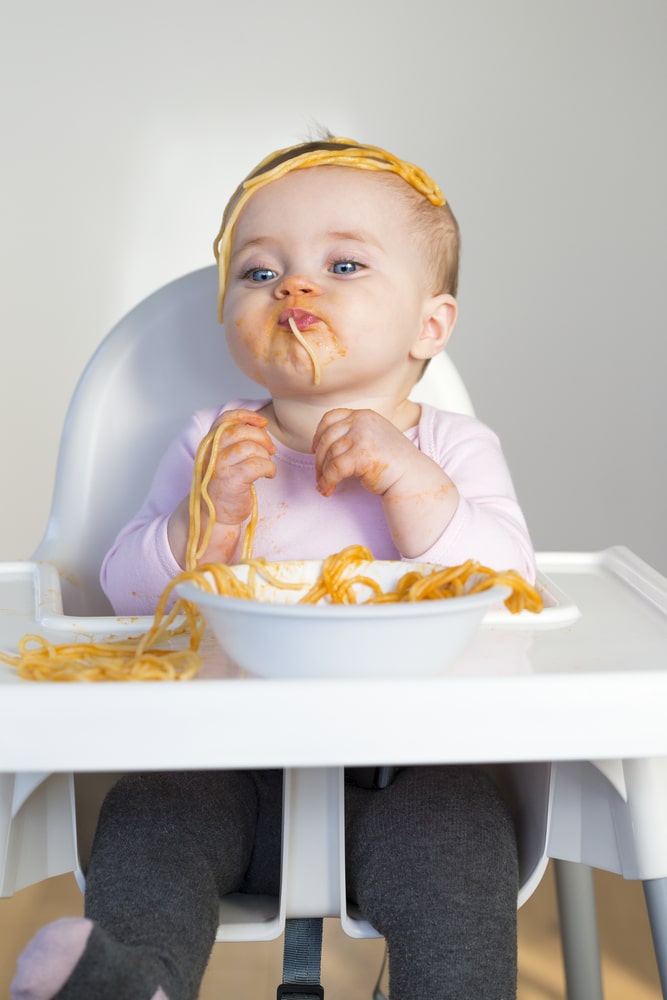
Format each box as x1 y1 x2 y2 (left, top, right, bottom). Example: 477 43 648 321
176 560 510 679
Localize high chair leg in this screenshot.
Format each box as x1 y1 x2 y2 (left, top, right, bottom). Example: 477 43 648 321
554 860 603 1000
643 877 667 999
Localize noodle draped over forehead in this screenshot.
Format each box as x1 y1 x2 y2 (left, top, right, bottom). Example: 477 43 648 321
213 137 447 322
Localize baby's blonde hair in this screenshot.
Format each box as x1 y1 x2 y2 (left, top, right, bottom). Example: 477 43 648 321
376 171 460 298
213 137 460 319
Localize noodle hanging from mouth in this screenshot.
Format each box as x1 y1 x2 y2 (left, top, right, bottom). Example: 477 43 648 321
287 316 321 385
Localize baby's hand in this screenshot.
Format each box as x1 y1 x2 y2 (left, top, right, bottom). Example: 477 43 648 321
168 409 275 569
313 408 424 498
205 409 276 525
312 407 459 558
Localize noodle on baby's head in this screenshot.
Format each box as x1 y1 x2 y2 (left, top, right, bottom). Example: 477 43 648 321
213 137 446 322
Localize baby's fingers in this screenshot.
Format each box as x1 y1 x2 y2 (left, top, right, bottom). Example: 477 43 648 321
213 408 269 431
316 437 359 496
311 408 353 453
209 413 275 462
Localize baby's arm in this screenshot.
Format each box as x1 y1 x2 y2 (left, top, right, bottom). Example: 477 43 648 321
101 404 274 615
100 410 210 615
312 408 460 559
417 408 536 580
313 406 536 582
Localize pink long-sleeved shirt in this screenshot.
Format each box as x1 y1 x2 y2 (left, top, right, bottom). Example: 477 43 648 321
101 400 535 615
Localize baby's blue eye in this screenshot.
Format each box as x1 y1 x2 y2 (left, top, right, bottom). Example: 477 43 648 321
331 260 362 275
246 267 278 282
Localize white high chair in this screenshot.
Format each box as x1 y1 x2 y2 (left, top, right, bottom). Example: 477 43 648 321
11 266 603 997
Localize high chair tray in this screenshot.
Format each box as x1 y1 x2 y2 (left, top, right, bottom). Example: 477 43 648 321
1 547 667 768
0 557 578 652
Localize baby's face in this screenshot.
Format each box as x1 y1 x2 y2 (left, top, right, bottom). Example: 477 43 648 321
222 166 437 396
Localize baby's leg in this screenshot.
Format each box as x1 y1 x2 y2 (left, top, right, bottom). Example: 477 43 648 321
12 769 282 1000
345 765 518 1000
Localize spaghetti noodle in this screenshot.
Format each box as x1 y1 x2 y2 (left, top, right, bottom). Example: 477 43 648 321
287 316 321 385
258 545 543 614
0 428 542 682
0 420 259 683
186 419 258 570
7 573 205 682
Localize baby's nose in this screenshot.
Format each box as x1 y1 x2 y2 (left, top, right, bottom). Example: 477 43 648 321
275 273 322 298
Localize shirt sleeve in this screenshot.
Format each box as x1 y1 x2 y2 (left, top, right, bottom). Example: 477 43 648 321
100 407 220 614
413 406 537 582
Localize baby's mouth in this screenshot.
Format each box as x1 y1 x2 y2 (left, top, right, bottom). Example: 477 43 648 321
278 308 322 332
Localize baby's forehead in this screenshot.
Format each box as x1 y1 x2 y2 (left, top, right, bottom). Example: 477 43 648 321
234 165 416 232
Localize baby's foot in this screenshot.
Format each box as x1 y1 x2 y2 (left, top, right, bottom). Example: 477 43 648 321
10 917 170 1000
10 919 92 1000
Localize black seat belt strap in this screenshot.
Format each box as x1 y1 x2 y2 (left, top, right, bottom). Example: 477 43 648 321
277 917 325 999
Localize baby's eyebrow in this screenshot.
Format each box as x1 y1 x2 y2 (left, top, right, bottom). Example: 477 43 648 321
231 230 383 261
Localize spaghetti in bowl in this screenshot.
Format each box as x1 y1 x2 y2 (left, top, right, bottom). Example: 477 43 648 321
176 558 511 679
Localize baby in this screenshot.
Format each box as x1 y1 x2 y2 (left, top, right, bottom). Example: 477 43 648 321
12 136 534 1000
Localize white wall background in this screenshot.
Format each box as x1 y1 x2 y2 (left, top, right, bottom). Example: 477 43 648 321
1 0 665 572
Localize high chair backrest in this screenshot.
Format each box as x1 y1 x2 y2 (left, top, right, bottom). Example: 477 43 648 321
32 265 475 615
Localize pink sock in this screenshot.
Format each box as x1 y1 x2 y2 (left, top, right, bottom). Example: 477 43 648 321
10 918 93 1000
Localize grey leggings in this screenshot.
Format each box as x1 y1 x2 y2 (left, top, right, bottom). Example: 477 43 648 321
84 765 518 1000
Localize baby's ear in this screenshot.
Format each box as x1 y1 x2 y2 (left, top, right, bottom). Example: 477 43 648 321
411 294 458 361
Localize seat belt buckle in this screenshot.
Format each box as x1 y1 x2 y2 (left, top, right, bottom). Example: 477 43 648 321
277 984 324 999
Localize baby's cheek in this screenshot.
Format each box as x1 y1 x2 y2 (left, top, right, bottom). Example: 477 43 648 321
228 327 272 377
